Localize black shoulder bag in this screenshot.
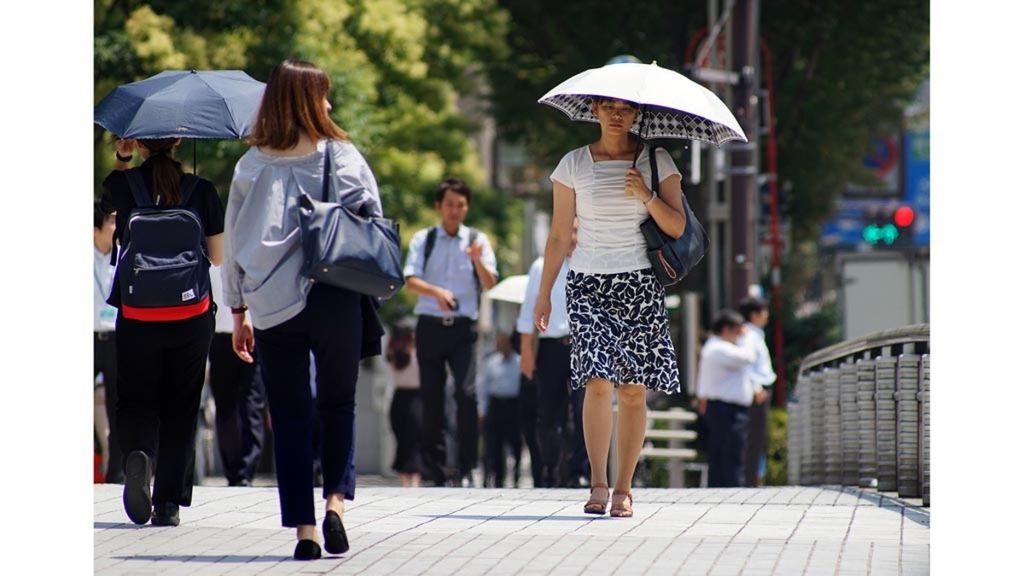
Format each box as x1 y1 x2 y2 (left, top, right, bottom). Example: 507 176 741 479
298 140 405 299
638 145 709 286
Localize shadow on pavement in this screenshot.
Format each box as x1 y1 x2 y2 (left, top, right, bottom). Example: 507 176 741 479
112 555 292 563
418 514 602 522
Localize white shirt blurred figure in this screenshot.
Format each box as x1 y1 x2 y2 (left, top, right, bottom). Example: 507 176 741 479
94 203 122 482
385 322 422 487
476 333 522 487
695 310 760 488
737 297 776 487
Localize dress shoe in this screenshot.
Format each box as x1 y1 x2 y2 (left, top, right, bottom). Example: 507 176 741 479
322 510 349 555
123 451 153 525
151 503 180 527
293 539 322 561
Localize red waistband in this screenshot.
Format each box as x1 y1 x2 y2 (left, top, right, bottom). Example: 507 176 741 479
121 295 210 322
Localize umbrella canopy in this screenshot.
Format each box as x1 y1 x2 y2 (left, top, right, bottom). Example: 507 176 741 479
538 61 746 147
486 275 530 305
94 69 265 140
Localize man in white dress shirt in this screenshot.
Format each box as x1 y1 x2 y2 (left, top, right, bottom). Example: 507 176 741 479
696 310 763 487
738 297 777 487
403 177 499 487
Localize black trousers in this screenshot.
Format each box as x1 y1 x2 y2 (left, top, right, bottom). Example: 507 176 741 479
535 337 587 486
485 396 522 487
744 396 770 487
94 332 123 483
208 333 266 486
389 388 422 474
116 309 214 507
254 284 362 528
416 317 478 485
706 399 750 488
518 376 544 487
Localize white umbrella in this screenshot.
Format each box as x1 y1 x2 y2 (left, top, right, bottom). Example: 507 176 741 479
486 275 530 304
538 61 746 147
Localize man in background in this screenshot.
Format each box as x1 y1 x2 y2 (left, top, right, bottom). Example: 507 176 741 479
738 297 777 487
696 310 762 488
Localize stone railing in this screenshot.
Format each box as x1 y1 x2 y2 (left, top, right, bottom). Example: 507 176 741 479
787 324 930 506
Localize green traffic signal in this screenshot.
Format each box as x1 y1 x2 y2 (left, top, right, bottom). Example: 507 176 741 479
862 223 899 245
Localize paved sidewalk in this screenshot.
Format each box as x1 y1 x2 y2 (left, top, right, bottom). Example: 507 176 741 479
94 485 928 575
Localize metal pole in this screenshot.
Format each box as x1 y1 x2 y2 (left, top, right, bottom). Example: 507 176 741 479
728 0 760 306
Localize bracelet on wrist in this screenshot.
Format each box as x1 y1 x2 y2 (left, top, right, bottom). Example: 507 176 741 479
230 306 248 315
115 152 133 162
643 195 655 206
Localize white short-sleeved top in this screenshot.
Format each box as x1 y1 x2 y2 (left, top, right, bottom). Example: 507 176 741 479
550 145 681 274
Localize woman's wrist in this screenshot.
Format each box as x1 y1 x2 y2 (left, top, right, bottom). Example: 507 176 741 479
230 305 248 315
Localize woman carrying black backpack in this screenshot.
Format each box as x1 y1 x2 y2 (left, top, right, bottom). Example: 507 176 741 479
100 137 225 527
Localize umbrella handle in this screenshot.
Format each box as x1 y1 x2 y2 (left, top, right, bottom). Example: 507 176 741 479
632 105 649 168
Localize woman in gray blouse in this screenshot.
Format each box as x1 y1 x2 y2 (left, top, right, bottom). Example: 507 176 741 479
223 60 386 561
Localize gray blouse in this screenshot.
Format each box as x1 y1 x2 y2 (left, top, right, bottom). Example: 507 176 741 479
222 139 383 329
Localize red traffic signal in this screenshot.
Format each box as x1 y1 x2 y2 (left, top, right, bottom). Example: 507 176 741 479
894 205 915 228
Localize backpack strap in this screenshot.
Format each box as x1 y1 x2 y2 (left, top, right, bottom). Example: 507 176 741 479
468 227 481 293
423 226 438 269
124 168 153 208
321 139 333 203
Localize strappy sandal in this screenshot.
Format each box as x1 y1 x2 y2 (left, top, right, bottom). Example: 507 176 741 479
609 491 634 518
584 485 610 515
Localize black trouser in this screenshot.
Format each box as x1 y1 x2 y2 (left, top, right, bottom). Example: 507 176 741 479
254 284 362 528
485 396 522 487
208 333 266 486
705 399 750 488
389 389 422 474
744 396 770 487
416 316 478 485
116 309 214 507
535 337 586 486
518 376 544 487
94 332 123 483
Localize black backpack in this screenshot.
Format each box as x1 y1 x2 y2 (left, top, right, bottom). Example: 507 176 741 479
114 169 211 321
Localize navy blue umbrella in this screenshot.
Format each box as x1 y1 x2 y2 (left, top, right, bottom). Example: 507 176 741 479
94 69 265 139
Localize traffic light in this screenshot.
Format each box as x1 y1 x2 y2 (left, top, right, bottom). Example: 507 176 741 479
862 205 915 248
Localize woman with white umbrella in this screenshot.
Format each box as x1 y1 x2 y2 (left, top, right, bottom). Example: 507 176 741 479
533 95 687 517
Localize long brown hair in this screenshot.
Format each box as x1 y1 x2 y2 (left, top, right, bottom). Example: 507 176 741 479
138 138 184 206
248 59 348 150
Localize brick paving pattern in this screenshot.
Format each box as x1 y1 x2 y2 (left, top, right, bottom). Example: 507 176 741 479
94 485 928 575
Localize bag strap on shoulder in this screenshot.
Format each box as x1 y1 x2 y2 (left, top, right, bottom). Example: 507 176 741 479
648 143 660 197
321 139 334 203
124 168 153 208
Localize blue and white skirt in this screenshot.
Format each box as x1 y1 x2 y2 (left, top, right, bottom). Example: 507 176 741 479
566 268 680 394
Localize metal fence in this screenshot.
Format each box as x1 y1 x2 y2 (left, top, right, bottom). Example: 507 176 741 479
787 324 929 506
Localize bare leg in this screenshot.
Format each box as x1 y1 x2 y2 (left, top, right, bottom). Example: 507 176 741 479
94 387 109 477
296 524 317 542
613 384 647 495
326 493 345 517
583 379 614 488
410 473 421 487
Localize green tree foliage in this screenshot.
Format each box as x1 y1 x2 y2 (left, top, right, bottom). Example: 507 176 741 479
94 0 520 322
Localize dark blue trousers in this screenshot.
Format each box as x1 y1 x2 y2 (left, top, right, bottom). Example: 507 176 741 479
255 284 362 527
705 399 750 488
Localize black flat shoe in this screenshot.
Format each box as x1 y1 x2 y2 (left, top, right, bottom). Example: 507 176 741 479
151 503 180 527
322 510 349 555
123 451 152 525
293 539 321 561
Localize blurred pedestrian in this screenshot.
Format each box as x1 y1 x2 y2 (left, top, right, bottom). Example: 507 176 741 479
477 333 522 488
534 97 685 517
102 137 224 527
223 59 386 560
738 297 777 487
518 248 587 488
695 310 761 488
385 323 422 487
93 202 122 483
403 177 498 487
208 265 266 487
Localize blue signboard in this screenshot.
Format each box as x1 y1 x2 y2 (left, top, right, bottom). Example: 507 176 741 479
904 131 930 246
